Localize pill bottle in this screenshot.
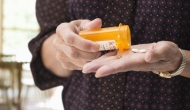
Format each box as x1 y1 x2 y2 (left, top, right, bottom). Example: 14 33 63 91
79 23 131 52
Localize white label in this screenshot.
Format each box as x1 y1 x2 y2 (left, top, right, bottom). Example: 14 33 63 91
96 40 117 51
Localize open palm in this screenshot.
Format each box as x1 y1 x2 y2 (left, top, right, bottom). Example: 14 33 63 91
83 42 182 78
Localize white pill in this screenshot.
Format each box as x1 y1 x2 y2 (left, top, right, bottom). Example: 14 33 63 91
139 49 147 53
131 48 139 53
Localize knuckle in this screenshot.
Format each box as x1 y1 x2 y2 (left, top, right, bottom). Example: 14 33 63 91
81 42 92 50
64 34 75 44
56 23 64 34
70 21 75 24
69 50 79 59
56 23 70 37
52 37 59 48
56 23 67 31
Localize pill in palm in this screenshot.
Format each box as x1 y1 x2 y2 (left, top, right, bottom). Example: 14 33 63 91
131 48 139 53
139 49 147 53
131 48 147 53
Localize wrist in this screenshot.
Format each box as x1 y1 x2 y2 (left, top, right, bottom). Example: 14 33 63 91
170 49 184 73
153 49 187 78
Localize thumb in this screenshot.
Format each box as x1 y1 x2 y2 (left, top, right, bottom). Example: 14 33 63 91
145 43 162 63
82 18 102 30
145 50 160 63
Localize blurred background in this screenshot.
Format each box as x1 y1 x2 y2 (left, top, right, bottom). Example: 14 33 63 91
0 0 63 110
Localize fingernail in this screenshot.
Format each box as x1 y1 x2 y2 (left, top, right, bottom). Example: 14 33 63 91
82 64 93 73
95 72 110 78
82 67 90 73
82 70 88 73
95 74 101 78
82 67 91 73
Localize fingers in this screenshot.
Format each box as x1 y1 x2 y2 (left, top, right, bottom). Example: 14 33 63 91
145 49 161 63
56 25 99 52
96 50 117 60
56 19 102 52
145 42 179 63
142 41 182 72
82 58 119 74
56 51 83 70
53 18 103 71
82 42 183 78
94 60 126 78
70 18 102 30
82 51 119 73
82 18 102 30
61 61 82 70
53 37 101 60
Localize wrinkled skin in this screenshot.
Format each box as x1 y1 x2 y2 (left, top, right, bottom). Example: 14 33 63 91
83 41 182 78
53 18 182 78
53 18 102 70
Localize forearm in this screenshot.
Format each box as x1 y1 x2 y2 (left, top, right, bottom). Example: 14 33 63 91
41 33 73 78
180 50 190 78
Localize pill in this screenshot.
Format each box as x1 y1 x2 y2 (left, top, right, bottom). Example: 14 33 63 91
139 49 147 53
131 48 139 53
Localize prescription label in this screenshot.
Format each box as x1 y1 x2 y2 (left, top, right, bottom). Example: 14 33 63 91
96 40 117 51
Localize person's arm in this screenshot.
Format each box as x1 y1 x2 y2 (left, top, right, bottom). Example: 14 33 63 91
83 42 190 78
41 33 73 78
28 0 70 90
47 18 101 76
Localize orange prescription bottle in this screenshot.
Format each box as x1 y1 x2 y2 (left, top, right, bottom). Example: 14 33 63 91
79 23 131 52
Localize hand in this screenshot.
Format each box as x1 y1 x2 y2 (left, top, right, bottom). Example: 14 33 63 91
53 18 102 70
83 41 183 78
